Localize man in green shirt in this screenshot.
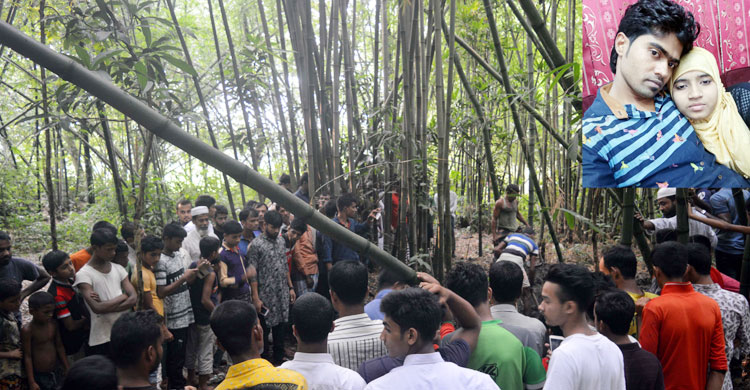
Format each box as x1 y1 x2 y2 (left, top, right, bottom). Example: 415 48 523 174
445 262 546 390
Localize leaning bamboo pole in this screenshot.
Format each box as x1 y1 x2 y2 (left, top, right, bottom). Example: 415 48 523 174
0 20 417 283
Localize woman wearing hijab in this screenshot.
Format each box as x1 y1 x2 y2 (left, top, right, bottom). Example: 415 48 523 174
670 47 750 177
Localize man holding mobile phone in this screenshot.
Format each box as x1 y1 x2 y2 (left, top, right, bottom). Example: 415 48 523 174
538 264 625 389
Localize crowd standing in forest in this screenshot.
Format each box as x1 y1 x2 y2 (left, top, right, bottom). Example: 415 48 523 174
2 175 750 390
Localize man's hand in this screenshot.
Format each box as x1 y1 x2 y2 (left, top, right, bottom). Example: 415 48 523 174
420 282 450 306
305 275 315 288
635 296 651 315
289 288 296 304
416 272 440 286
90 292 101 302
368 208 382 221
254 299 263 314
28 382 40 390
7 349 21 359
634 212 645 226
184 268 199 283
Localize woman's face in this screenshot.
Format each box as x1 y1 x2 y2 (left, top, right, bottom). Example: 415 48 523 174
672 70 718 121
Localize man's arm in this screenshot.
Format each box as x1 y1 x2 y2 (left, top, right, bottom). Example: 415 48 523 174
688 206 750 234
77 283 127 314
116 276 137 311
54 323 69 372
417 272 480 352
156 268 197 299
20 264 50 301
516 210 529 227
707 307 728 386
491 199 501 239
634 212 656 231
201 272 216 313
21 325 37 390
638 304 660 355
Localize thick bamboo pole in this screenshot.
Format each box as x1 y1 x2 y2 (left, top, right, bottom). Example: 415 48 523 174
0 20 416 283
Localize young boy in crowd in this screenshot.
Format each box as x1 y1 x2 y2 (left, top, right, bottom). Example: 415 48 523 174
156 223 197 390
132 235 165 317
22 292 68 390
217 221 255 304
114 240 132 276
74 228 138 356
186 236 219 390
0 278 22 389
43 250 89 360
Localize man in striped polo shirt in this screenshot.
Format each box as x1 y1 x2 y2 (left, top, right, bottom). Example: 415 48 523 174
494 228 538 288
582 0 750 188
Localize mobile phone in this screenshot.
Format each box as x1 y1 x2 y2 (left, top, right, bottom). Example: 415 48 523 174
549 335 564 352
197 262 211 278
259 306 270 317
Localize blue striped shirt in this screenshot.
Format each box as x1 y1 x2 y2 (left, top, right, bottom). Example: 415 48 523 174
503 233 539 260
583 84 750 188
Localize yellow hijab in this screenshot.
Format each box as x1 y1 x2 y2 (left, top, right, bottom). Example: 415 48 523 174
669 47 750 178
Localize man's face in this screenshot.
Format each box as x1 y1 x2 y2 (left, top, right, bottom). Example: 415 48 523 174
142 250 161 268
615 33 683 98
539 282 567 327
0 294 21 313
209 206 216 218
31 304 55 323
264 224 280 240
506 192 518 202
256 205 267 219
94 243 117 262
287 229 302 243
343 203 358 219
214 213 228 230
225 233 241 248
381 316 411 358
243 216 259 232
0 239 11 266
53 257 76 282
278 207 291 225
163 236 184 253
194 214 210 235
671 71 719 122
317 195 330 210
658 198 676 218
177 203 192 224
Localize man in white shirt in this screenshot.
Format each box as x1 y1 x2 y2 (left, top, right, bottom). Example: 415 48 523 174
327 261 387 370
365 288 498 390
282 293 366 390
185 195 216 235
182 206 219 265
539 263 626 390
636 187 718 248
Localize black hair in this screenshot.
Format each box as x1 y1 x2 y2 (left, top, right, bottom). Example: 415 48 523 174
544 263 595 313
255 203 268 211
689 235 712 253
687 242 712 276
520 227 535 236
239 208 259 222
323 199 338 218
337 193 358 211
489 261 523 303
654 228 678 244
90 228 118 247
279 174 291 185
214 205 229 216
445 262 488 307
589 272 618 320
110 310 162 368
594 290 635 336
200 236 222 259
61 355 118 390
290 218 308 234
0 231 9 241
652 241 688 279
601 245 638 279
140 235 164 254
115 239 129 254
381 287 441 344
92 221 118 235
223 220 243 235
177 198 192 208
264 210 283 228
120 221 136 241
329 260 368 305
28 291 55 309
377 269 409 290
210 300 258 356
244 200 259 210
292 293 334 343
0 278 21 300
506 184 520 194
300 172 309 185
42 250 69 273
162 222 187 239
609 0 699 73
195 195 216 208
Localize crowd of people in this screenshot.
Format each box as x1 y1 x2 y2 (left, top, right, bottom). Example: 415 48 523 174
1 176 750 390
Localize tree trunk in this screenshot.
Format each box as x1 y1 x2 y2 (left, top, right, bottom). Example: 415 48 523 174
39 2 57 249
97 103 127 219
675 188 689 244
276 0 301 182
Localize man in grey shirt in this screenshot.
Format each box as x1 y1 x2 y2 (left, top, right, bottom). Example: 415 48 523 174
489 260 546 357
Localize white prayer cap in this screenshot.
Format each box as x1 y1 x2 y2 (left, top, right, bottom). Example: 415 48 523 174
656 188 676 200
191 206 209 217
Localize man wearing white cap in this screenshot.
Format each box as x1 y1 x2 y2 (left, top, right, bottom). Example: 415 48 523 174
182 206 219 266
635 188 717 248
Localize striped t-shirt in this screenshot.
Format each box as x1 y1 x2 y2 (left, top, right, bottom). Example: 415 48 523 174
155 249 194 329
327 313 387 371
503 234 539 260
583 83 750 188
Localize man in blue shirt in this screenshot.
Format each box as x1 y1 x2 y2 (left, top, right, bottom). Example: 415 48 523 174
364 269 409 321
324 193 380 264
582 0 750 188
294 172 311 204
710 188 750 279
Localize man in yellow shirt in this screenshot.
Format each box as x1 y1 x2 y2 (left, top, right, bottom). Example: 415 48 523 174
131 235 164 316
210 300 307 390
598 245 658 337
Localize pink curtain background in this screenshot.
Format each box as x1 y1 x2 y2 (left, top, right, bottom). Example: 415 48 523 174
582 0 750 98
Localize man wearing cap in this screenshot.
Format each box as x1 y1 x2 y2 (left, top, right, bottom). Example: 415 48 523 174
635 188 717 247
182 206 219 266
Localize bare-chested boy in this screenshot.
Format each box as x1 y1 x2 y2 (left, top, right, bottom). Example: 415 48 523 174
22 291 68 390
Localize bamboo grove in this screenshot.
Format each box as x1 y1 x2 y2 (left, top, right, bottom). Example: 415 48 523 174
0 0 582 274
